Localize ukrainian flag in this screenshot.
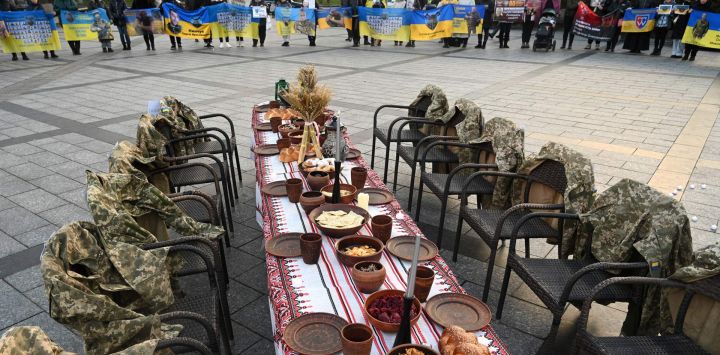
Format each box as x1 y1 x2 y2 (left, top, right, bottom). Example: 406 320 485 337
359 7 410 41
452 4 485 35
60 8 111 41
275 7 316 37
161 3 213 39
208 4 259 40
409 5 454 40
317 7 351 30
682 10 720 49
621 8 656 33
0 10 61 52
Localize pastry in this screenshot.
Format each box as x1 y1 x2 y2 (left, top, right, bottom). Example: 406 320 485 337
439 326 490 355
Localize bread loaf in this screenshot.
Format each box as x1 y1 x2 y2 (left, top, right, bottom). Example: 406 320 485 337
439 326 490 355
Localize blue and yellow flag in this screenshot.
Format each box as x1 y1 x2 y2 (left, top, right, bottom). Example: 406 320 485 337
318 7 351 30
409 5 454 40
359 7 410 41
621 8 656 33
60 9 110 41
0 10 60 53
452 5 484 35
207 3 259 39
124 8 164 36
274 7 316 37
682 10 720 49
161 3 212 39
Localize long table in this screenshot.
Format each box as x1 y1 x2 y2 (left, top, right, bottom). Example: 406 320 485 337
251 107 509 354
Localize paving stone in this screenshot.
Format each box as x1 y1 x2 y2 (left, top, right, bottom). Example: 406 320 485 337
23 151 69 167
8 188 67 213
47 161 92 182
0 206 50 236
4 163 55 180
13 224 57 248
231 297 273 340
23 285 49 311
240 338 275 354
64 150 108 165
5 265 42 292
0 196 15 211
233 261 268 295
230 321 263 354
59 188 88 208
0 230 26 258
39 204 91 226
0 280 41 329
0 175 36 197
226 247 264 278
227 279 262 314
30 175 83 195
238 235 265 259
229 224 264 248
1 143 44 156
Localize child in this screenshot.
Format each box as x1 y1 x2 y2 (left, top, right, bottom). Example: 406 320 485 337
90 11 113 52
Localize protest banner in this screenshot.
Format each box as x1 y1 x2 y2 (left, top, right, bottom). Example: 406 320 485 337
359 7 410 41
451 4 484 35
0 10 60 53
161 2 213 39
573 1 613 41
409 5 454 40
274 7 316 37
124 8 164 36
60 8 110 41
621 8 656 33
494 0 525 23
682 10 720 50
317 7 351 30
208 3 258 39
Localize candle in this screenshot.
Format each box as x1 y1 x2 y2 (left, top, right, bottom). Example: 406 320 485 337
405 235 422 297
357 193 369 211
336 117 341 159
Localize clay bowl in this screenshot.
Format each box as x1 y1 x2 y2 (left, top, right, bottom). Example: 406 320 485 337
334 235 384 267
288 131 304 145
299 191 325 215
387 344 440 355
363 289 422 332
351 261 386 294
278 124 302 138
301 166 336 180
320 184 357 204
308 204 371 238
307 171 331 191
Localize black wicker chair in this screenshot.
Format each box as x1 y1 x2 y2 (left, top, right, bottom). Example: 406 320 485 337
495 213 648 343
170 191 230 266
193 113 243 194
370 94 434 183
156 336 214 355
414 141 497 248
453 160 569 302
574 277 712 355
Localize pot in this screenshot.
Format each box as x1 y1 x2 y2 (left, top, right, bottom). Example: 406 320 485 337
307 171 331 191
351 261 386 294
299 191 325 214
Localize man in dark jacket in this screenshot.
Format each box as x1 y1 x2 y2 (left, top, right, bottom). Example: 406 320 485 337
27 0 59 58
109 0 130 50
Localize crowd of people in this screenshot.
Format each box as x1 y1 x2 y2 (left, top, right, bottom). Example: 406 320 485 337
1 0 717 61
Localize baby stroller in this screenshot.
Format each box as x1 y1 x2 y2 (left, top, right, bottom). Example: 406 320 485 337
533 8 557 51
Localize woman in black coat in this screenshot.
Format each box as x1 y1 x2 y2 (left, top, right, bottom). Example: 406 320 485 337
622 0 658 53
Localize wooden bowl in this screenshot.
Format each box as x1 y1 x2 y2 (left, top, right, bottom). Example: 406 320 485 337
288 131 304 145
278 124 302 138
351 261 386 294
308 204 371 238
334 235 384 267
320 184 357 204
301 166 336 180
363 289 422 332
387 344 440 355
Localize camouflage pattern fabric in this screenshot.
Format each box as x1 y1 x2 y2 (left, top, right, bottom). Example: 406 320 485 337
450 98 483 166
465 117 524 208
108 141 170 193
85 171 224 243
512 142 595 258
0 326 74 355
136 97 205 160
670 243 720 283
40 221 181 355
409 84 449 121
580 179 693 336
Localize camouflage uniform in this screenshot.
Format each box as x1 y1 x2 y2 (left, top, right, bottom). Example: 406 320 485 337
464 117 524 208
136 97 205 160
0 326 74 355
449 98 483 171
108 141 170 193
41 221 182 355
85 171 224 243
411 84 450 136
512 142 595 258
670 243 720 283
580 179 693 336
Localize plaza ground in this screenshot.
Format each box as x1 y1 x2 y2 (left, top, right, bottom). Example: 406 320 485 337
0 27 719 354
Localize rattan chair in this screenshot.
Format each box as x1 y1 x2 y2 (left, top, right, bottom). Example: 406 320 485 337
574 277 712 355
495 213 647 342
453 160 570 302
156 336 214 355
414 141 497 248
170 191 230 265
193 113 243 195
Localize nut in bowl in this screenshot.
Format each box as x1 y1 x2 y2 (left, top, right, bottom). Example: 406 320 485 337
363 289 422 332
308 204 371 238
351 261 386 294
334 235 384 267
320 183 357 204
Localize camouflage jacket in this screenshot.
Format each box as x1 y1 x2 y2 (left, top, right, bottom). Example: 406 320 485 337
670 243 720 283
450 99 484 173
0 327 161 355
580 179 693 336
136 97 205 160
108 141 170 193
40 222 181 355
466 117 524 208
85 171 224 243
410 84 449 121
512 142 595 258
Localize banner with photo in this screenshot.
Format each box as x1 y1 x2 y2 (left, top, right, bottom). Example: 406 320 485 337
274 7 316 37
317 7 352 30
161 2 213 39
60 8 111 41
208 3 258 39
572 1 613 40
124 8 164 36
682 10 720 49
621 8 656 33
409 5 454 40
359 7 410 41
494 0 525 23
451 4 484 35
0 10 60 53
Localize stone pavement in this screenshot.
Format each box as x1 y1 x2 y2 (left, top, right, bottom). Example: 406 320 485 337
0 26 719 354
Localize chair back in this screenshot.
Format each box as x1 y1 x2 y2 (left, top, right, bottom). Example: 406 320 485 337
409 95 432 118
667 275 720 353
523 159 567 203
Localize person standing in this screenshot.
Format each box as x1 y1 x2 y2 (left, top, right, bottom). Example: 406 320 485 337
651 0 673 55
158 0 182 49
341 0 353 41
520 5 534 48
670 0 689 58
496 4 510 48
3 0 30 60
90 8 114 52
307 2 319 46
405 0 425 47
137 9 155 49
108 0 130 50
561 0 578 48
350 0 361 46
622 0 658 53
54 0 80 54
250 0 266 46
683 0 711 61
276 0 291 46
476 0 493 48
584 0 601 49
27 0 60 58
370 0 383 46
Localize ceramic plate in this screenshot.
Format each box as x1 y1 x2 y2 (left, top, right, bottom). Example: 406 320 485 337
358 188 394 205
261 181 287 197
283 313 348 355
265 233 302 258
425 293 492 331
385 236 438 262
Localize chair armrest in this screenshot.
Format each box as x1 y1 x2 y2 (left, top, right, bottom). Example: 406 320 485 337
506 211 576 252
385 116 427 139
165 244 216 280
161 153 226 181
395 119 445 142
459 171 528 205
185 127 232 147
419 139 478 165
148 162 223 198
199 113 235 137
170 192 220 225
167 133 227 154
158 311 219 350
577 277 688 335
156 337 213 355
373 104 413 128
560 261 649 307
